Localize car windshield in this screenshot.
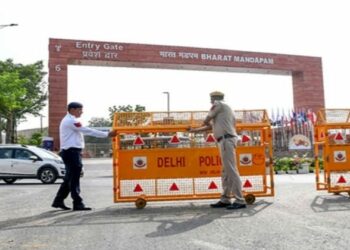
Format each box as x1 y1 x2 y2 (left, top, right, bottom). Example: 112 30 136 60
27 146 60 159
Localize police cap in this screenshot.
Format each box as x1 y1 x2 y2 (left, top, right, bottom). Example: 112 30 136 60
210 91 225 98
67 102 83 110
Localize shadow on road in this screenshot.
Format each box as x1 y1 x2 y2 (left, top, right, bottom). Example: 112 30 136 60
0 200 272 235
144 200 271 237
310 194 350 212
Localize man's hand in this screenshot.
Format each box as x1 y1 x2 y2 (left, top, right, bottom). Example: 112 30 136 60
187 126 196 133
108 130 117 137
188 124 212 133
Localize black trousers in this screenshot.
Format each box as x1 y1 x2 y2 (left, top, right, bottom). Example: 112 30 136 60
53 148 84 206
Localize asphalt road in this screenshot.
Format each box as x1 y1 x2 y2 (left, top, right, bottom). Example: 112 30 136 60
1 159 350 250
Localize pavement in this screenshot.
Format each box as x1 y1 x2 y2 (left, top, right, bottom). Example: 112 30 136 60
0 158 349 250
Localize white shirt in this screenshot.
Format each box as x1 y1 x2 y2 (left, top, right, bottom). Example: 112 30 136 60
59 113 109 150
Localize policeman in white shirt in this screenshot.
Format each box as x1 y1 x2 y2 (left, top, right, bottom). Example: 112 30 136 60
52 102 117 211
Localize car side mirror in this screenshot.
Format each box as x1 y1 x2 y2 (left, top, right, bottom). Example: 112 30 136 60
29 155 38 162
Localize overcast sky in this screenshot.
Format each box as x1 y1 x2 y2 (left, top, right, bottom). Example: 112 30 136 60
1 0 349 130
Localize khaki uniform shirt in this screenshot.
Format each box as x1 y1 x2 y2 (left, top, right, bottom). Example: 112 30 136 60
207 100 237 139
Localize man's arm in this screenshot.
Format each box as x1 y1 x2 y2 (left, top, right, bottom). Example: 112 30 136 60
65 116 117 138
80 126 117 138
188 115 212 133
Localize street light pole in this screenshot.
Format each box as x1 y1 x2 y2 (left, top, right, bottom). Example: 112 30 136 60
162 91 170 116
0 23 18 29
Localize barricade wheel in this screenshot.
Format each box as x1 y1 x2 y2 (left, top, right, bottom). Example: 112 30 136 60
245 194 256 205
135 198 147 209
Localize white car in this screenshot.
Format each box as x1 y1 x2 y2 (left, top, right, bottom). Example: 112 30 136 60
0 144 65 184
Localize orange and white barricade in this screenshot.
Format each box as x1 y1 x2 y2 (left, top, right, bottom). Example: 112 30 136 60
112 110 274 208
314 109 350 195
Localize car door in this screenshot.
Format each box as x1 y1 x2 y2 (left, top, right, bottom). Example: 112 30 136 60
11 149 42 176
0 148 14 176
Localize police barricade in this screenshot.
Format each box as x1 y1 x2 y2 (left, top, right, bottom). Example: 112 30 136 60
314 109 350 195
112 110 274 208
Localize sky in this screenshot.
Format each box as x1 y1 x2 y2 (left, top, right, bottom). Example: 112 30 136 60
1 0 349 130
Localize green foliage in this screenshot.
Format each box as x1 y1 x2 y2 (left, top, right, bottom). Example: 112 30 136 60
29 132 43 146
274 155 316 172
0 59 47 117
17 132 43 146
88 117 112 127
108 104 146 120
0 59 47 143
274 157 291 171
0 71 26 111
17 135 28 145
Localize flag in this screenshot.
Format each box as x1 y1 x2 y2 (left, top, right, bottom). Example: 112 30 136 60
271 109 276 126
276 108 281 126
306 109 317 124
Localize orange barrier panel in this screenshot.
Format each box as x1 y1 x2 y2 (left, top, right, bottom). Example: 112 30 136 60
112 110 274 208
314 109 350 195
314 109 350 194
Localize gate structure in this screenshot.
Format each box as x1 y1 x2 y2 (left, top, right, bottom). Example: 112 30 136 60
49 38 324 149
112 110 273 208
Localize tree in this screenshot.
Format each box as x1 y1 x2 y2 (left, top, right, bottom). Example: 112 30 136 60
0 59 47 143
108 104 149 130
17 132 43 146
0 71 27 143
29 132 43 146
108 104 145 121
0 117 5 144
88 117 112 127
0 72 27 113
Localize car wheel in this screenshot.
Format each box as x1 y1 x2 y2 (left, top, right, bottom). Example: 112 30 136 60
39 167 57 184
3 178 17 184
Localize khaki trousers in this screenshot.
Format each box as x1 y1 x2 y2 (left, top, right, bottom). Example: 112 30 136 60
218 137 245 204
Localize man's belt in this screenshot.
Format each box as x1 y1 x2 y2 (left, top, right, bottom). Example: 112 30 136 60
216 134 234 142
63 147 82 152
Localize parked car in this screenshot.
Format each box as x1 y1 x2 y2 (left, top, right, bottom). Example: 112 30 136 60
0 144 65 184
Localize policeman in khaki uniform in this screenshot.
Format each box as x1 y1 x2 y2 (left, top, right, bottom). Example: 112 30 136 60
189 91 246 209
52 102 117 211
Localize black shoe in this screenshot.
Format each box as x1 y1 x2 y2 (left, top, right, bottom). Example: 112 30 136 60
73 206 92 211
52 202 71 210
226 203 246 210
210 201 231 208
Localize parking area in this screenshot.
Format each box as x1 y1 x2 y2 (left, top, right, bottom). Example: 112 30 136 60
1 159 350 250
